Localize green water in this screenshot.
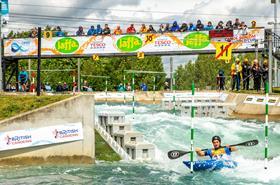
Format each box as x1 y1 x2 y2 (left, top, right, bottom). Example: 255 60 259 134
0 103 280 185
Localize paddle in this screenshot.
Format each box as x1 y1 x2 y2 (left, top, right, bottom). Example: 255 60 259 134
167 139 258 160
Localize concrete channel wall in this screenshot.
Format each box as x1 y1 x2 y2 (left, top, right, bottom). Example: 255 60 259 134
0 95 95 165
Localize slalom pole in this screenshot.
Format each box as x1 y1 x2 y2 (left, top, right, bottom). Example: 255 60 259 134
132 72 135 119
124 74 126 104
264 82 269 169
190 81 195 173
153 76 156 104
105 78 108 105
172 73 176 115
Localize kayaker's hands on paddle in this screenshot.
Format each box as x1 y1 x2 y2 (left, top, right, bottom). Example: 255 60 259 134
225 144 237 152
195 147 206 156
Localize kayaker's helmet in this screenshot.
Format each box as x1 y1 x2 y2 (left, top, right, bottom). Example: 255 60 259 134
212 136 221 143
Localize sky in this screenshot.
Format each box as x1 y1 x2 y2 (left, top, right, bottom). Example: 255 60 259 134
5 0 279 73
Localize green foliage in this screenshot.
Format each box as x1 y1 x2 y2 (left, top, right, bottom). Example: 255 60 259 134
0 95 70 120
95 130 121 161
175 53 260 90
17 56 165 91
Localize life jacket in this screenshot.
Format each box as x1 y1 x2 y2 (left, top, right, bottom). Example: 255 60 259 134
206 147 231 159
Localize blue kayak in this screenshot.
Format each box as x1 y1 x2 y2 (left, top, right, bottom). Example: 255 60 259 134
183 159 237 171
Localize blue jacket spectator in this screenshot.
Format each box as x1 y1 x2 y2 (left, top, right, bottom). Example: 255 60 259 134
188 23 196 31
87 26 96 35
76 26 85 36
55 26 65 37
204 21 214 30
140 83 148 91
170 21 180 32
18 67 28 84
196 20 204 31
96 24 102 35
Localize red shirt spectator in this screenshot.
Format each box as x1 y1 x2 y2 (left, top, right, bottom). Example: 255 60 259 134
127 24 136 34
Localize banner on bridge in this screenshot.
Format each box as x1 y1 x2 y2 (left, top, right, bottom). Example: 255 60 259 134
4 28 265 57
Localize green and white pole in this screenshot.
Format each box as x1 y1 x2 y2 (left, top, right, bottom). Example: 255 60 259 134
264 82 269 169
172 73 176 115
105 79 108 105
124 74 126 104
132 72 135 119
190 81 195 173
153 76 156 104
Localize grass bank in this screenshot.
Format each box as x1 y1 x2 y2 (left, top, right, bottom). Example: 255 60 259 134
0 95 70 121
95 130 121 161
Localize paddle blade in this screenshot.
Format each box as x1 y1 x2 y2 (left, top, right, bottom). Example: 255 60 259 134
168 150 189 160
233 140 259 147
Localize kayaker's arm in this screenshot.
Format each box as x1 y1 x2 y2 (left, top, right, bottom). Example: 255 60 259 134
226 144 237 152
195 148 206 156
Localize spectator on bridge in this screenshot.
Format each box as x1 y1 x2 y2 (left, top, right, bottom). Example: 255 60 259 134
76 26 85 36
62 82 68 91
231 58 242 91
225 20 233 30
252 59 261 91
87 26 96 36
179 23 188 32
127 24 136 34
261 60 269 89
170 21 180 32
196 20 204 31
215 21 224 30
113 26 123 35
204 21 214 30
158 24 165 33
250 20 257 28
18 66 28 92
96 24 103 35
147 25 156 33
164 23 170 32
233 18 241 29
30 28 38 38
188 23 196 31
139 24 148 33
239 22 248 35
55 26 65 37
241 58 251 90
103 24 111 35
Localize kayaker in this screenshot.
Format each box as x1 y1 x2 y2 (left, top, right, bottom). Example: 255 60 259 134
195 136 237 159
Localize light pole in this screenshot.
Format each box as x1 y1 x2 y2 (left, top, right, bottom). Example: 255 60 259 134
0 1 3 91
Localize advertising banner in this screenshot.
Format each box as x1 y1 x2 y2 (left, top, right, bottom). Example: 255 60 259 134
4 28 265 57
1 0 9 25
0 123 83 151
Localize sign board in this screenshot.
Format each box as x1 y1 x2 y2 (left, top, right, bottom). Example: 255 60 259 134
0 123 83 151
215 42 232 60
1 0 9 25
4 29 265 58
209 29 233 38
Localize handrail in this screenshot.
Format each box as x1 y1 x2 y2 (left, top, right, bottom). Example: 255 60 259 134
94 122 131 161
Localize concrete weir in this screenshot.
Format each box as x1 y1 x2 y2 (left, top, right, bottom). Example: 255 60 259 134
0 95 95 165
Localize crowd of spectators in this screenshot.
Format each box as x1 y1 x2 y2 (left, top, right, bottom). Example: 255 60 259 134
217 57 268 92
23 18 257 38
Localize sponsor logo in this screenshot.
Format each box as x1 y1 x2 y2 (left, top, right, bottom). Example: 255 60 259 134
154 39 171 47
53 128 79 139
55 38 79 53
116 36 142 52
183 32 210 49
90 42 106 49
226 33 257 44
5 134 32 145
11 41 30 53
